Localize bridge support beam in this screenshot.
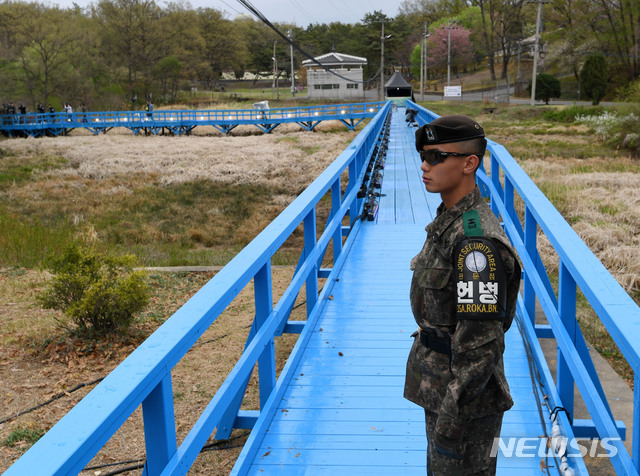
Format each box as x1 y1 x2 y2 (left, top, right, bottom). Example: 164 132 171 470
141 374 177 475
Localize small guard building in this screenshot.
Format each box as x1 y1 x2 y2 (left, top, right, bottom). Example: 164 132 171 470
303 52 367 100
385 72 413 99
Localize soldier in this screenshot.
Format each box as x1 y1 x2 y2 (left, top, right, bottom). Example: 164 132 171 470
404 115 521 475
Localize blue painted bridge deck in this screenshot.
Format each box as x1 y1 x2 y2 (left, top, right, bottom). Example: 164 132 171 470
231 110 580 475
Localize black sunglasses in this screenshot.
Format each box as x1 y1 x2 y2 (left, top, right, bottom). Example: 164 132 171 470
419 149 480 166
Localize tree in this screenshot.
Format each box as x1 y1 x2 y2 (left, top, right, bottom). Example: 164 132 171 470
470 0 526 80
581 53 608 105
527 72 561 104
579 0 639 80
155 55 182 101
426 23 474 78
14 5 79 108
198 8 249 88
93 0 165 108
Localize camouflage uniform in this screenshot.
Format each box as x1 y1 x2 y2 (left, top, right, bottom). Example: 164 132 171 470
404 186 521 475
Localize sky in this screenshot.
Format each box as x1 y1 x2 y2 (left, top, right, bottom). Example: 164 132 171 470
54 0 403 25
210 0 402 25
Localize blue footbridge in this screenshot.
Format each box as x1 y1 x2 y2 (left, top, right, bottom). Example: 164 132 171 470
0 102 384 137
5 101 640 475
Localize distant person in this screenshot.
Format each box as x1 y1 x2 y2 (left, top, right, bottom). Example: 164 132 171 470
64 103 73 122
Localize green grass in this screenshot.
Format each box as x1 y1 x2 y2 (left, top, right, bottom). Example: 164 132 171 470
0 179 299 268
0 154 68 188
499 137 610 159
568 162 640 174
2 427 45 448
0 209 75 268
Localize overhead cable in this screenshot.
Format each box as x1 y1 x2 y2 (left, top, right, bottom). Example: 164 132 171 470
235 0 380 85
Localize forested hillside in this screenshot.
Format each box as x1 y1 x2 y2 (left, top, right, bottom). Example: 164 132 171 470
0 0 638 110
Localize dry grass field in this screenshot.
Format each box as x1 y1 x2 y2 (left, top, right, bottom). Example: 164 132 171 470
1 103 639 474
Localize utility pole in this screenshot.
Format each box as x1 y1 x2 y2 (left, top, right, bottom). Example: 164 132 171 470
447 25 452 87
529 0 548 106
272 41 277 100
288 30 295 97
443 21 458 88
420 24 429 101
420 26 423 101
380 22 386 101
424 24 429 100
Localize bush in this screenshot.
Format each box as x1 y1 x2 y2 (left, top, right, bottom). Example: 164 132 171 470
542 105 605 123
615 80 640 103
581 53 608 105
38 245 150 338
575 110 640 153
527 73 561 104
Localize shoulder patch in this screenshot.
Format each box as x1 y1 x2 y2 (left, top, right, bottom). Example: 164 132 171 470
455 237 506 320
462 209 482 237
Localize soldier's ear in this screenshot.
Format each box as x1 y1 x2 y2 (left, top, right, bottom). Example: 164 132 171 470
463 155 480 175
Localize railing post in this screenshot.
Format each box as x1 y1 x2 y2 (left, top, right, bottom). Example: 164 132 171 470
254 261 276 409
490 154 502 217
523 207 537 326
331 179 343 263
634 374 640 470
304 209 318 316
141 374 177 475
215 262 275 439
348 156 359 229
504 178 516 230
557 262 577 417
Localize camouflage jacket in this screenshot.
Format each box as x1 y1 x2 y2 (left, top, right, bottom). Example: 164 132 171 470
404 186 521 442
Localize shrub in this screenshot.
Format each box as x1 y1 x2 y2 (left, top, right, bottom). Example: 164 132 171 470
542 105 605 123
38 245 150 338
615 80 640 103
527 73 561 104
575 111 640 153
581 53 608 105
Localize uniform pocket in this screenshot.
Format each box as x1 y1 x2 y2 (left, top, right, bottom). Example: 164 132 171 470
413 266 455 326
417 267 451 290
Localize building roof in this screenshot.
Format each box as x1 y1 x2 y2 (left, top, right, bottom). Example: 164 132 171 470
302 52 368 67
385 72 412 89
385 72 413 98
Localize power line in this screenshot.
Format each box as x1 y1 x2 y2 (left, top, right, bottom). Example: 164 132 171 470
287 0 315 25
235 0 379 85
217 0 244 16
327 0 358 22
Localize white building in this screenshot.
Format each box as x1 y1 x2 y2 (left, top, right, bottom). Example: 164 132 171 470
302 52 367 100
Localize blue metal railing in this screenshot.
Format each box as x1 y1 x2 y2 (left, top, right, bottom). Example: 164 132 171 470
0 102 385 137
409 100 640 475
4 102 392 476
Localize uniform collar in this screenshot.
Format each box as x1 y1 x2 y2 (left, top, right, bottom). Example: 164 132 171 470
426 186 482 237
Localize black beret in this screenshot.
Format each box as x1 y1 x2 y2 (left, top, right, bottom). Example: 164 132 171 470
415 115 485 151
